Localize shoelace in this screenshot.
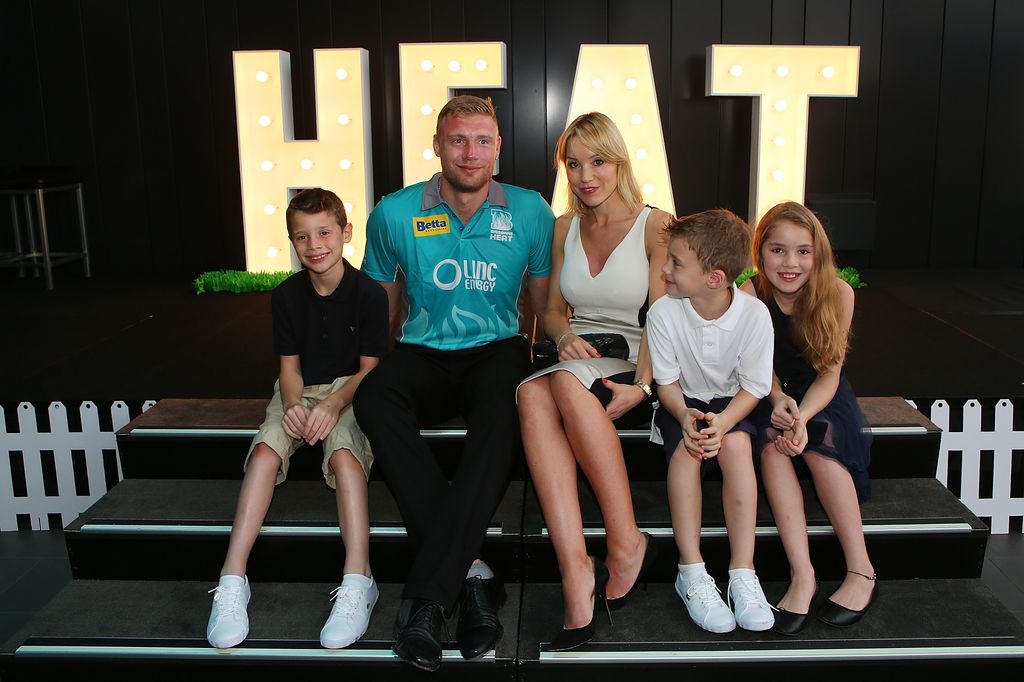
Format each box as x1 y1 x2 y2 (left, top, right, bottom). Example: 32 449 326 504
399 602 448 642
460 580 500 630
208 584 245 620
326 585 362 623
686 573 725 606
728 576 776 614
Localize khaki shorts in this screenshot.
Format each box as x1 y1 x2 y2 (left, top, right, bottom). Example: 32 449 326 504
245 376 373 488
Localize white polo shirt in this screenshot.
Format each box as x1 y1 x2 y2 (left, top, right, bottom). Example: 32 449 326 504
646 284 773 403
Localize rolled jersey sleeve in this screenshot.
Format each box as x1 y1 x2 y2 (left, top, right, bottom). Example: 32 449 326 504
362 202 398 282
527 200 555 277
736 303 774 399
646 303 681 386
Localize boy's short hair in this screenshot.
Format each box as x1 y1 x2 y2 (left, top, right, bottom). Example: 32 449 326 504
436 95 498 133
664 209 751 281
286 188 347 235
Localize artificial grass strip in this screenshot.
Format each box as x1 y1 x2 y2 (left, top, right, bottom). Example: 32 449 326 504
193 270 292 294
734 267 866 289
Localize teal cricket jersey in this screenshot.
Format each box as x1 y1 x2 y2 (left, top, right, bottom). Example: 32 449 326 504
363 173 554 350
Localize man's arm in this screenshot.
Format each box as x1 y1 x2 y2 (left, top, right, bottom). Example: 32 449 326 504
379 279 405 346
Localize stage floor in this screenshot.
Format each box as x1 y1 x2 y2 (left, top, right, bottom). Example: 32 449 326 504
2 268 1022 404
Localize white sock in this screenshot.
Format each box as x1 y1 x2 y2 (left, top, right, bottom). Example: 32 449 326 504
728 567 756 580
467 560 495 580
678 562 708 579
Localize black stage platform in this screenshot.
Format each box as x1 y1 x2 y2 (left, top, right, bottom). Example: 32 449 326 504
2 268 1024 404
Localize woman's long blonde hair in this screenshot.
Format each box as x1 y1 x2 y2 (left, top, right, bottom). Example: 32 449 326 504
554 112 642 216
752 201 847 373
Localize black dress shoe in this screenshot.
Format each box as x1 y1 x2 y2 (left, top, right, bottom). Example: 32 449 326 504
393 599 445 672
608 531 658 611
548 557 611 652
818 571 878 628
456 577 507 659
772 584 817 637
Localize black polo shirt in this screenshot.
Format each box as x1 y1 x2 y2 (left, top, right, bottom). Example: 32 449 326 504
272 261 389 386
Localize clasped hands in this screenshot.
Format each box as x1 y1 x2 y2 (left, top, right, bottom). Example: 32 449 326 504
770 395 807 457
677 408 725 461
282 400 342 445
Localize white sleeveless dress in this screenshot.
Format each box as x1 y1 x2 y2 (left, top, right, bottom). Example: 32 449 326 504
517 205 652 395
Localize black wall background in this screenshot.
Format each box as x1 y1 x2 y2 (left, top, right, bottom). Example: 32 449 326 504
2 0 1022 277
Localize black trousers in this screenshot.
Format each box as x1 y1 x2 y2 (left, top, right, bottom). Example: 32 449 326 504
353 335 530 612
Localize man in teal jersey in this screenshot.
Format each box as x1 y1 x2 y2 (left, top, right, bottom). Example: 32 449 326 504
354 95 553 671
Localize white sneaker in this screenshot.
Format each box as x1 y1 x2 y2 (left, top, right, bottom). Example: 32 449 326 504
675 565 736 633
727 568 775 631
207 575 251 648
320 574 379 649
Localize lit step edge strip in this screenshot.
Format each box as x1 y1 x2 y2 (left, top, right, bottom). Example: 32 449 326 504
539 645 1024 663
129 426 929 439
541 522 973 538
15 645 493 662
78 523 503 537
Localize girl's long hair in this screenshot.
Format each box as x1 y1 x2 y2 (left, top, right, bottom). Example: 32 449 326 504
752 201 847 373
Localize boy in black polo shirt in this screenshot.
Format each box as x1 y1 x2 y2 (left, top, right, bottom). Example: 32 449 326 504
206 188 388 650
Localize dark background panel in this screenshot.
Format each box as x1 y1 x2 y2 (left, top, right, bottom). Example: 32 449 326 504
128 0 181 273
669 0 721 217
719 0 773 218
330 0 386 203
872 0 944 266
977 0 1024 267
3 0 1024 280
509 0 547 195
379 0 432 193
30 0 101 270
161 0 224 275
544 0 608 196
80 0 147 274
205 0 245 271
609 0 673 156
771 0 805 44
929 0 993 267
804 0 850 197
843 0 882 194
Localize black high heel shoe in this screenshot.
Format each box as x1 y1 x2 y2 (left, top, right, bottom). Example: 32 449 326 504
773 583 818 637
548 557 612 652
817 570 878 628
607 531 658 611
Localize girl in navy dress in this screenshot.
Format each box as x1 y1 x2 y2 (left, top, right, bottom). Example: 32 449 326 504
740 201 876 636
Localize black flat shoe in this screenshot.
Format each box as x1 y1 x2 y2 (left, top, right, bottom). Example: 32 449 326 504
608 531 658 611
818 571 878 628
456 576 507 659
773 584 818 637
548 558 611 652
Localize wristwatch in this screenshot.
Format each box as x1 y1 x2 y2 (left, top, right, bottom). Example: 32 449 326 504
632 379 653 398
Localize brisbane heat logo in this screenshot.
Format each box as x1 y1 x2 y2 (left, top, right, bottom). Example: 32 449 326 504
489 208 513 242
413 213 451 237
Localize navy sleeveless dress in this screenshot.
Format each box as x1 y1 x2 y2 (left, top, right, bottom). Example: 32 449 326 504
753 289 872 502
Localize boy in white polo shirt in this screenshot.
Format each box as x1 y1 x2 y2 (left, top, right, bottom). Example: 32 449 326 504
646 209 775 634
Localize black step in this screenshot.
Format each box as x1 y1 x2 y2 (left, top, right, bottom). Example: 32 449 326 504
522 478 987 581
64 479 525 582
517 578 1024 680
0 580 519 681
116 397 941 481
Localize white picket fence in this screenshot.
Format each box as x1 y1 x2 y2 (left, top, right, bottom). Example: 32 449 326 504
0 398 1022 533
0 400 155 530
929 399 1024 534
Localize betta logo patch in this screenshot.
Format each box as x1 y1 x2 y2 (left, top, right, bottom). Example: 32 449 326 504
413 213 451 237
